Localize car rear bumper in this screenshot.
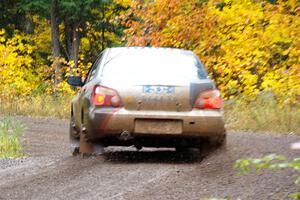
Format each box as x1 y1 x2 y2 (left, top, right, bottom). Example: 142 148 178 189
84 107 225 140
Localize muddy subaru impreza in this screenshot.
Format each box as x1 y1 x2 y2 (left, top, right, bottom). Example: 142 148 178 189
67 47 226 155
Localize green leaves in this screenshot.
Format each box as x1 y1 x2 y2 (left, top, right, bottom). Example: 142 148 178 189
19 0 49 14
235 154 286 174
235 154 300 199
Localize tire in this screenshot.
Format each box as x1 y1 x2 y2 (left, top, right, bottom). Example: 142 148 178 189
196 133 227 154
210 132 227 148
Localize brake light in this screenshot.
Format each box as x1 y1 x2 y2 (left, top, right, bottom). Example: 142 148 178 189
92 85 122 107
194 89 223 109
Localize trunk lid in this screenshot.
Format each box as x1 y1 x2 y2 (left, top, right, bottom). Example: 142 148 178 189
100 78 214 112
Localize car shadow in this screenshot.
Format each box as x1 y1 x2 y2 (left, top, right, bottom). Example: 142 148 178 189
102 146 221 164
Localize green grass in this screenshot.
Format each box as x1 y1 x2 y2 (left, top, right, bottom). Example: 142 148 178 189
0 117 24 158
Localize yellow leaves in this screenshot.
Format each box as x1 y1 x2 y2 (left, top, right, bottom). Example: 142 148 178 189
31 15 51 55
80 37 90 52
0 29 5 36
0 30 39 98
207 0 299 103
0 30 5 43
124 0 300 104
113 0 131 7
261 67 300 105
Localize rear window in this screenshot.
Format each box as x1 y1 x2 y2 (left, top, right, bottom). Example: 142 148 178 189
101 50 208 82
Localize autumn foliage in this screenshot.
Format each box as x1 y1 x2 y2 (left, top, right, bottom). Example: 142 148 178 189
0 29 39 97
124 0 300 104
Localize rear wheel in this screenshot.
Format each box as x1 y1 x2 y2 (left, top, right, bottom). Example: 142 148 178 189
210 133 227 148
196 133 227 154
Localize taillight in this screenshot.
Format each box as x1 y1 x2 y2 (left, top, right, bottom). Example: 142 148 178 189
194 89 223 109
92 85 122 107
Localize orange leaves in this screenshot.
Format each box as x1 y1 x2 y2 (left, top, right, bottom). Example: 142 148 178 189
125 0 196 46
124 0 300 104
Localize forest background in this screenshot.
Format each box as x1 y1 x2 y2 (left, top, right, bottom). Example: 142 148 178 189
0 0 299 132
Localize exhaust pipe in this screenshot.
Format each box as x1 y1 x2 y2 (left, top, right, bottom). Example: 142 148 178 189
119 130 133 141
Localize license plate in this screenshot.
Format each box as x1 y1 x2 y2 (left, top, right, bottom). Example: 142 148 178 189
143 85 174 94
134 119 182 134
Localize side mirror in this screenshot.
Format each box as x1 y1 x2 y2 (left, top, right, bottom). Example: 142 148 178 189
67 76 83 87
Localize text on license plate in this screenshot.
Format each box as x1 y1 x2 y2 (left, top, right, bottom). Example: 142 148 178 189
143 85 174 94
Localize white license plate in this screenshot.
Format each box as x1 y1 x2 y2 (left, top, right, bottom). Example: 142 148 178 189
143 85 174 94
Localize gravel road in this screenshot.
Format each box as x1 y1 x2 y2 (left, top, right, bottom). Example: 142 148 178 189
0 117 299 200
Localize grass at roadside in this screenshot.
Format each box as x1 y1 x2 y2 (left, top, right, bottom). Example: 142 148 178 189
225 94 300 133
0 93 299 134
0 95 71 119
0 117 24 158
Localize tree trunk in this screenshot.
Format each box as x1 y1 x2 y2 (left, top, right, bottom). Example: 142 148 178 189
64 21 80 68
64 21 72 60
70 23 80 68
50 0 61 87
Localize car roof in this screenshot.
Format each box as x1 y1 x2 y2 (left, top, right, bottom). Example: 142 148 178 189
106 47 194 55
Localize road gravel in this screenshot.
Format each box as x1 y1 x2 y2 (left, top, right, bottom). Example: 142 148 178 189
0 117 299 200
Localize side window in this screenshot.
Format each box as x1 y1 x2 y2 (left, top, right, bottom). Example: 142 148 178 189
196 62 208 79
87 65 97 82
194 57 208 79
85 53 104 83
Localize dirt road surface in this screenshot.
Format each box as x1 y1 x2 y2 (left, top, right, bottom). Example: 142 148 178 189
0 117 299 200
